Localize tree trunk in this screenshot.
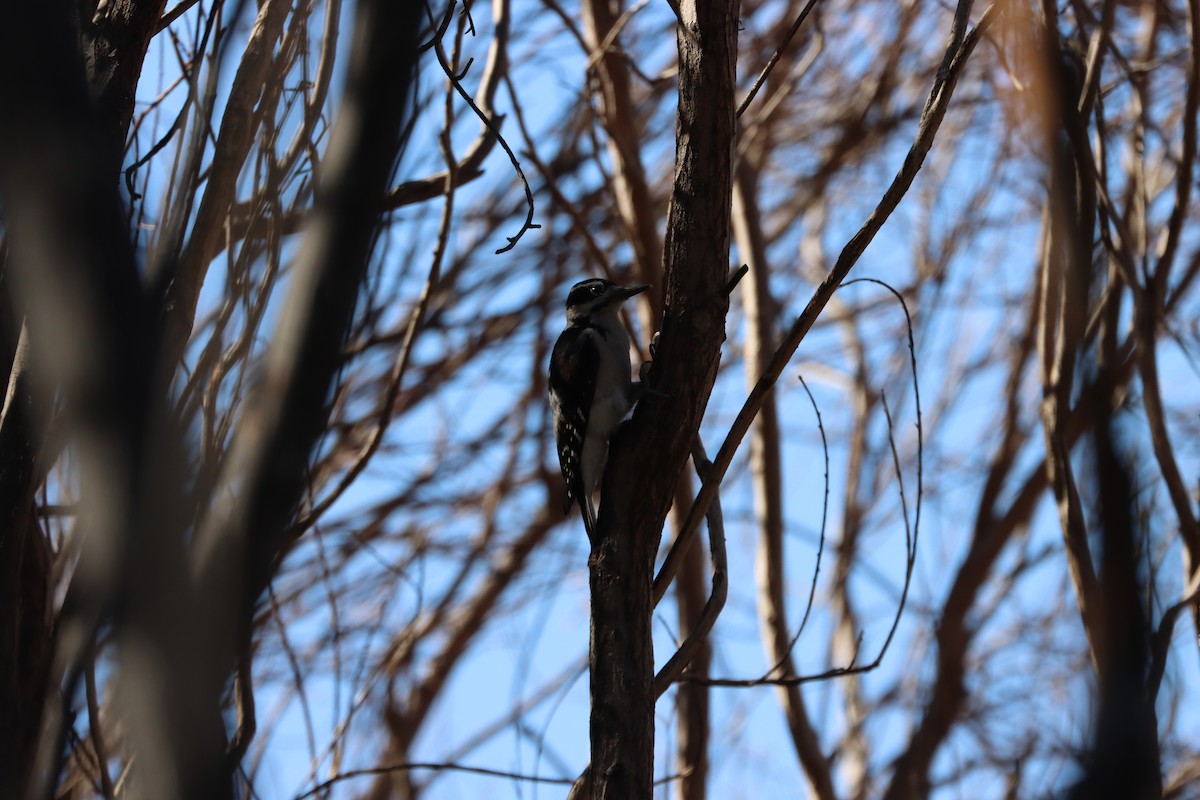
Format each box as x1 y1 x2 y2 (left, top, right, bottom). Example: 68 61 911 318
587 0 739 796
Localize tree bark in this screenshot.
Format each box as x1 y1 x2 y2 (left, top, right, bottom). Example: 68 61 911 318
80 0 168 167
587 0 739 797
0 2 166 789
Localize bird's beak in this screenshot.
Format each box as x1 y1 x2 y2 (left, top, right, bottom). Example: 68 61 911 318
620 284 650 300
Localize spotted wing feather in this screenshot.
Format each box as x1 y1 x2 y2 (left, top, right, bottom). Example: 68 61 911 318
549 326 598 525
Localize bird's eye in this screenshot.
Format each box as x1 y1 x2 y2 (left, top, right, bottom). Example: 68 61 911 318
591 285 603 296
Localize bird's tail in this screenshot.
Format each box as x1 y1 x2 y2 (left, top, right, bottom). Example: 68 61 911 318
581 493 598 545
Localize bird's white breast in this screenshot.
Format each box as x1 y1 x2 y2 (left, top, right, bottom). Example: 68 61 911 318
584 317 634 441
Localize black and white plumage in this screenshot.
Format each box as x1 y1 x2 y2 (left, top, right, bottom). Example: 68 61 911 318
548 278 648 542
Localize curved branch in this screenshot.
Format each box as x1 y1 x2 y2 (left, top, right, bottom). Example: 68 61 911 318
383 0 511 209
653 439 728 697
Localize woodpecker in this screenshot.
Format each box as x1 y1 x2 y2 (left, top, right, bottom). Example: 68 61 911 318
548 278 648 542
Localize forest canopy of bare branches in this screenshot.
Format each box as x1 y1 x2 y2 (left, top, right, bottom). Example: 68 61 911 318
0 0 1198 798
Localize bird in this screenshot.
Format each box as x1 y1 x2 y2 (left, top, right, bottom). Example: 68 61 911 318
548 278 648 543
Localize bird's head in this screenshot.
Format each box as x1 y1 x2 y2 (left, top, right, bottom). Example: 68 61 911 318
564 278 648 324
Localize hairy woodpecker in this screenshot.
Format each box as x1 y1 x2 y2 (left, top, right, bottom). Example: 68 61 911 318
548 278 648 542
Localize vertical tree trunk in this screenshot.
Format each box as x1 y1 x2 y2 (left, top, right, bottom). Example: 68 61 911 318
587 0 739 797
0 3 171 791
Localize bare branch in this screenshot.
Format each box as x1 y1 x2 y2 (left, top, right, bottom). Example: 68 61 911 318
736 0 821 119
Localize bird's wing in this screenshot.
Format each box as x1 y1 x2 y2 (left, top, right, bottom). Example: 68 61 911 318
549 326 598 520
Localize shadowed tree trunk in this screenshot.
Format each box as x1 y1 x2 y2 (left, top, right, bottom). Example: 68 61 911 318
586 0 739 796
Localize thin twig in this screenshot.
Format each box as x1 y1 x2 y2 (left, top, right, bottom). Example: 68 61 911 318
1148 567 1200 700
723 263 749 295
584 0 652 74
843 276 923 549
294 761 578 797
736 0 822 119
766 374 829 674
501 73 613 276
425 7 539 253
1149 0 1199 293
419 0 457 53
85 653 116 800
125 79 193 199
268 588 319 768
383 0 509 209
156 0 201 33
